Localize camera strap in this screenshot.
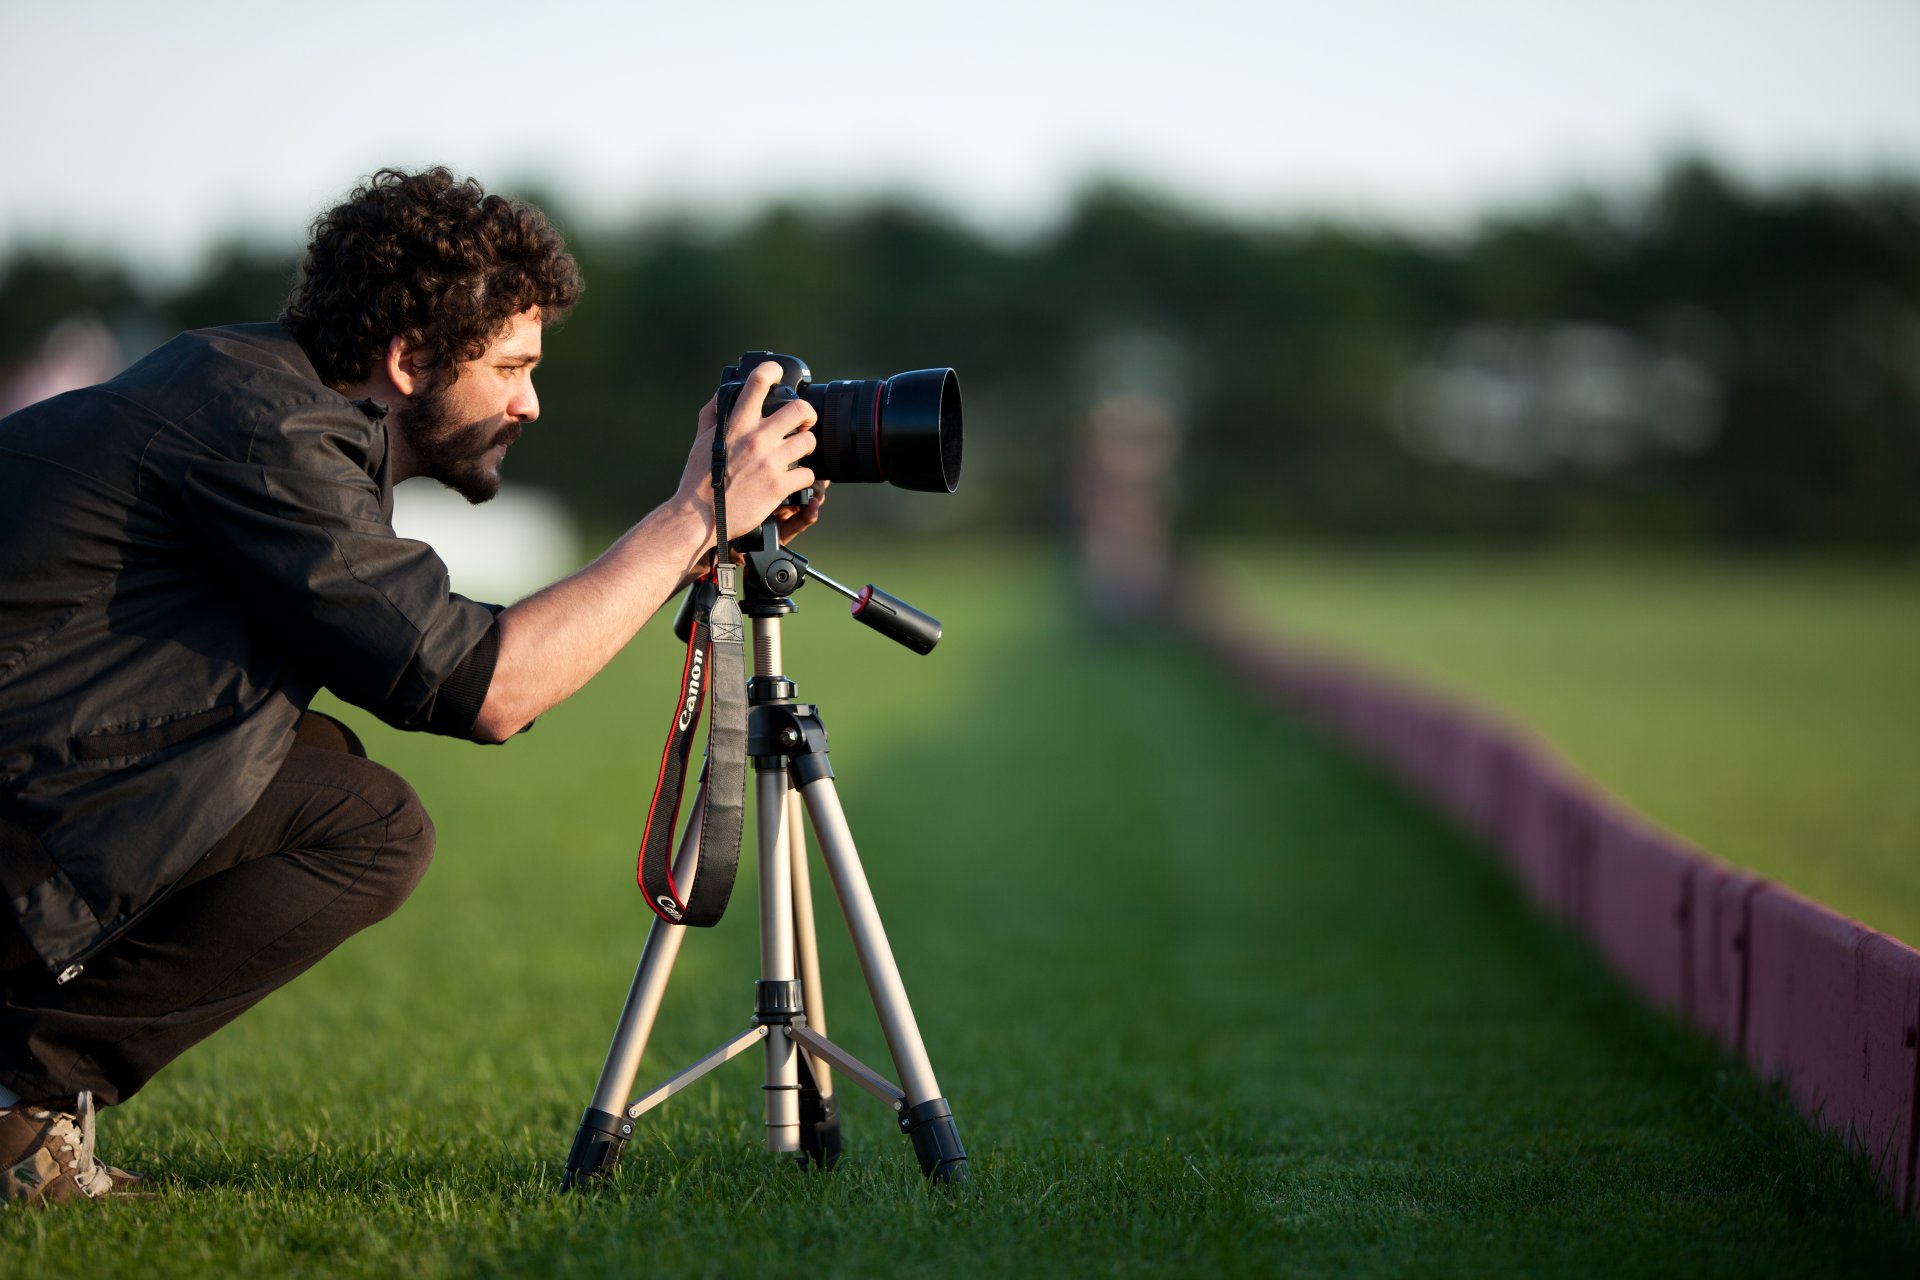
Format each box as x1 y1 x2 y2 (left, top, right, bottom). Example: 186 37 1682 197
635 424 748 926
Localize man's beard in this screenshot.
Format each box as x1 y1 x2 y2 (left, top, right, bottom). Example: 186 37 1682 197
397 377 521 504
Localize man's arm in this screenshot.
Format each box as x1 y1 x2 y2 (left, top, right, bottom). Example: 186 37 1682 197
470 362 819 743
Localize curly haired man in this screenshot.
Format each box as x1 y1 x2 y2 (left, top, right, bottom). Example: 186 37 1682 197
0 168 824 1204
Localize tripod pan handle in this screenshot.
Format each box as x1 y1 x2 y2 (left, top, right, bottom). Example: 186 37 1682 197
851 585 941 655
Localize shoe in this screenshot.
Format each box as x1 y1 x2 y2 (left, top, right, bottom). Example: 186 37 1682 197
0 1091 147 1206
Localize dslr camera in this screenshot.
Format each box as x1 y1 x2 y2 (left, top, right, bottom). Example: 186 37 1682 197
715 352 962 496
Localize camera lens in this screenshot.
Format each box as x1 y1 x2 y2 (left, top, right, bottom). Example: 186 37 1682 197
803 369 962 493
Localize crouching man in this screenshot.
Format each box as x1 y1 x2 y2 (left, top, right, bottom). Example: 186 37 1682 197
0 167 822 1204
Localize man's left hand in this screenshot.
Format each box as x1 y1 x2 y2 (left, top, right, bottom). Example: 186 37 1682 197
774 479 828 545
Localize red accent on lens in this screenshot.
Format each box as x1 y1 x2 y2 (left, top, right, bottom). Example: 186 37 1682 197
852 585 873 617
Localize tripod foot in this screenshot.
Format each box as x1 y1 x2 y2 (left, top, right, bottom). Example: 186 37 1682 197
795 1055 843 1171
900 1097 968 1186
562 1107 632 1190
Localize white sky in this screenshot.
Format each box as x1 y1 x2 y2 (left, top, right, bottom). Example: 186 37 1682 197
4 0 1918 278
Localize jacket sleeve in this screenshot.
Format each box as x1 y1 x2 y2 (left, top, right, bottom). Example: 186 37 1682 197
167 396 501 738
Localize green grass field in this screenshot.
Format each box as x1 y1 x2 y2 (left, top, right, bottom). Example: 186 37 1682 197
5 543 1916 1276
1211 548 1920 947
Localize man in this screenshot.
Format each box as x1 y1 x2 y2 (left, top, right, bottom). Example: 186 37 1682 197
0 168 823 1204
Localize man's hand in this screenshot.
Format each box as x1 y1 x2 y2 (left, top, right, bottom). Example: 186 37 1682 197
473 362 822 744
675 361 819 561
774 478 829 545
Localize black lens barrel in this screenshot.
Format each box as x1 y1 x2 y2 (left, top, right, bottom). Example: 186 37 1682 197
800 368 962 493
803 380 884 486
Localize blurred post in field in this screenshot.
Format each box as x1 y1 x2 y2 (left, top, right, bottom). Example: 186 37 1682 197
1070 329 1189 625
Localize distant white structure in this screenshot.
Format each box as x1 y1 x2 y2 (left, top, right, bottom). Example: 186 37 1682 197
390 481 581 605
1392 318 1725 475
0 315 123 416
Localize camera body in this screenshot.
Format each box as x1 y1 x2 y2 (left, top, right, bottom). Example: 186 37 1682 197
716 351 962 495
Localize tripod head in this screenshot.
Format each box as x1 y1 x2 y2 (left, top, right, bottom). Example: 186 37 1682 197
675 519 943 654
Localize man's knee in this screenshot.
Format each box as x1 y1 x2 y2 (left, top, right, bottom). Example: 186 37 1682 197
362 771 435 921
358 763 435 922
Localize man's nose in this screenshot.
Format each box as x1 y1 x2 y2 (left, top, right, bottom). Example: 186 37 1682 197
511 379 540 422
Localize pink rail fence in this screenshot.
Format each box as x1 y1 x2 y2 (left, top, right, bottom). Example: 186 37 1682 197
1183 588 1920 1212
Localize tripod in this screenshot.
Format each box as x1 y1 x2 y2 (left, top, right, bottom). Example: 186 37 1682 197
563 526 968 1187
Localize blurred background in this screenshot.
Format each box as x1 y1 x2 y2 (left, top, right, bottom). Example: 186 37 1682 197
5 0 1917 555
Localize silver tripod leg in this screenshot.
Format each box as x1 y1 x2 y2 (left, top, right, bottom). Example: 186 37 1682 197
788 789 833 1099
785 786 842 1167
798 777 940 1101
798 775 966 1180
562 793 705 1185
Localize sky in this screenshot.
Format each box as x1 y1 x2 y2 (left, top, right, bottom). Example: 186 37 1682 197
4 0 1919 279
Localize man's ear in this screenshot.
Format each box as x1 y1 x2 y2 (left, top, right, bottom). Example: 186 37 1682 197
383 337 427 398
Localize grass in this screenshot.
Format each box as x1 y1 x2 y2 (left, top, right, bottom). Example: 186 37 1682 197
1209 547 1920 946
5 541 1917 1276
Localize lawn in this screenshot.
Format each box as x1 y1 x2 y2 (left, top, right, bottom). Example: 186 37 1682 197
1209 548 1920 946
4 542 1915 1277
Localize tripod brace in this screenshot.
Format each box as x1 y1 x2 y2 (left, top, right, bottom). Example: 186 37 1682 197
563 521 968 1187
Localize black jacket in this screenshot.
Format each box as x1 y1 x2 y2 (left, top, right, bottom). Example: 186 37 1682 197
0 323 499 978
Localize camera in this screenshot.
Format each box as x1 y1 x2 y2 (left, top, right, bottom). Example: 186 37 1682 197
716 352 963 494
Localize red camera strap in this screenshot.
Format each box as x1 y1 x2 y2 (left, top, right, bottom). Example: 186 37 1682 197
635 417 749 926
635 568 748 927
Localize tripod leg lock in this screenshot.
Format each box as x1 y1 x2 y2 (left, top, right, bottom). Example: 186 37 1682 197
899 1096 969 1185
562 1106 634 1189
754 979 804 1024
789 751 833 787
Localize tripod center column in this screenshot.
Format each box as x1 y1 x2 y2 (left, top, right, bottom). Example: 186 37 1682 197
751 615 802 1154
754 614 782 678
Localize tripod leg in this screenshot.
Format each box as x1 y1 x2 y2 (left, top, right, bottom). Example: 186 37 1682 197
563 793 707 1188
787 789 841 1168
797 777 968 1184
790 790 831 1059
757 769 802 1155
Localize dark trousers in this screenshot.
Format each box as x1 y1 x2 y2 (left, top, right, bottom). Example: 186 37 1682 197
0 713 434 1107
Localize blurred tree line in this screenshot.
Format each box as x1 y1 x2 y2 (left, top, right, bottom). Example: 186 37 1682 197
2 157 1916 549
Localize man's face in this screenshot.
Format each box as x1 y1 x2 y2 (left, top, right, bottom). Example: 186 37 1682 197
398 308 543 504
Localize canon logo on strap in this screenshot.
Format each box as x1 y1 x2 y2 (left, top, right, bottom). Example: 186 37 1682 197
654 894 685 922
677 648 706 730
